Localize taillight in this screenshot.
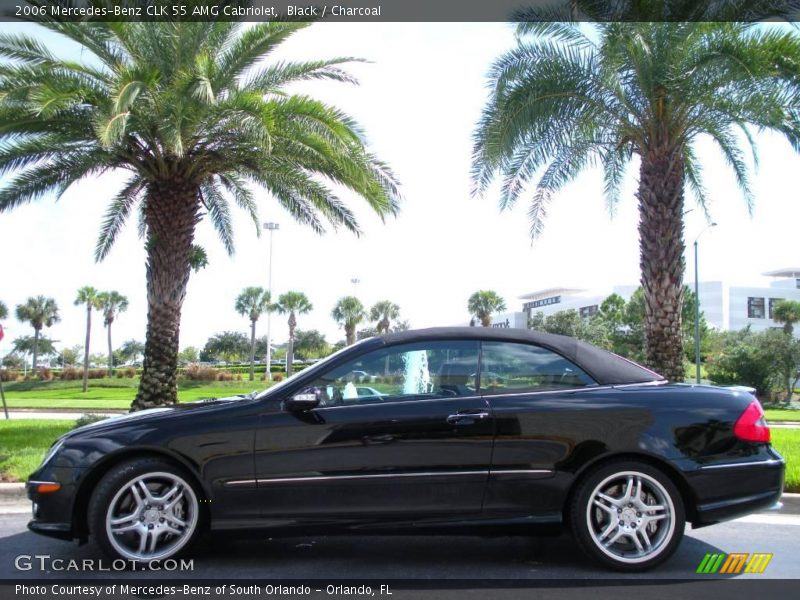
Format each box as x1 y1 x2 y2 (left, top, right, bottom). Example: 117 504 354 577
734 401 771 443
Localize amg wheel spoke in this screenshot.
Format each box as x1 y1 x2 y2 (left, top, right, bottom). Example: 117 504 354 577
112 522 141 534
638 527 652 551
603 528 624 548
622 476 634 502
596 492 621 507
593 498 616 514
137 480 154 503
598 520 618 541
137 529 149 554
630 529 644 553
110 512 138 527
158 483 182 504
148 529 161 553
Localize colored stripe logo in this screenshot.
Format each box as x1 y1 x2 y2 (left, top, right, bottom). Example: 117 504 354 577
696 552 772 574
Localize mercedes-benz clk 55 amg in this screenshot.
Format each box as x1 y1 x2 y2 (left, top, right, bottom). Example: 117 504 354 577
27 327 784 571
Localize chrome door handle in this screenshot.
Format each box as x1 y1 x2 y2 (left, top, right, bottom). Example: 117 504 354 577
447 411 490 425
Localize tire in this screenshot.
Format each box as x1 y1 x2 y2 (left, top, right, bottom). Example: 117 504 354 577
569 460 685 572
88 457 203 563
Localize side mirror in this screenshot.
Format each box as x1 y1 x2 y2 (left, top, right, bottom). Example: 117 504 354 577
285 388 321 412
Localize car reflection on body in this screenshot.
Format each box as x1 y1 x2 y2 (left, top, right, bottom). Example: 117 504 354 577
26 327 784 571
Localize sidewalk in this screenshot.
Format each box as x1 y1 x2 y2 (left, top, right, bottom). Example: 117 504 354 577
2 409 125 420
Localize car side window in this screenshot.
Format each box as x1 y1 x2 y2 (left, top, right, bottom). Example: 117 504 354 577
480 342 596 395
307 340 479 407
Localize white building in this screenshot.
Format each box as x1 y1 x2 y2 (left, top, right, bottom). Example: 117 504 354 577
518 269 800 337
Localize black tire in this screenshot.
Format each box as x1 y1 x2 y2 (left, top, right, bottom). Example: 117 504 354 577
569 460 685 572
88 457 204 563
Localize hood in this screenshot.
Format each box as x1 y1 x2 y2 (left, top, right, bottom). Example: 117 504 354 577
68 395 255 437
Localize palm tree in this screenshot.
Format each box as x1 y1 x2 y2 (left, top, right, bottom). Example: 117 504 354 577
15 296 60 370
74 286 101 391
0 14 401 409
332 297 367 346
773 300 800 338
276 291 313 377
97 291 129 376
119 339 145 365
235 287 272 381
370 300 401 334
0 300 7 320
468 291 506 327
472 19 800 381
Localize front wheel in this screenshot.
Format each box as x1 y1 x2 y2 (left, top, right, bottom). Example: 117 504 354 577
88 458 202 563
569 460 685 571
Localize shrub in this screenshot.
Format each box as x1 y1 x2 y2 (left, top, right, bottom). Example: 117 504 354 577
73 413 110 429
0 369 19 382
87 369 106 379
216 371 234 382
124 367 136 378
60 367 81 381
184 363 218 381
272 373 284 382
116 371 125 378
37 367 53 381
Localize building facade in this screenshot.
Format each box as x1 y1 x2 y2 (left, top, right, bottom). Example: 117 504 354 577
517 269 800 337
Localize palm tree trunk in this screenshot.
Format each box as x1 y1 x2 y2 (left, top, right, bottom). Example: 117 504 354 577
106 320 113 377
32 328 39 371
481 315 491 327
346 324 355 346
249 319 256 382
637 141 686 382
132 182 201 411
287 314 296 377
82 304 91 392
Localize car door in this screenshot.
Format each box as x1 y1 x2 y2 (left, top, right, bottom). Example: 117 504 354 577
254 339 494 518
479 341 599 516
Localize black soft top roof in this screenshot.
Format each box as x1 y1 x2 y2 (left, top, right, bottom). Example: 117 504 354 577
378 327 664 386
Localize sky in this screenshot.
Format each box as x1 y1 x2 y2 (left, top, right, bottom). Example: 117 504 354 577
1 22 800 359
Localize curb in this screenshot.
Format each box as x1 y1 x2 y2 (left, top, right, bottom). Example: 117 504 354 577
0 483 26 501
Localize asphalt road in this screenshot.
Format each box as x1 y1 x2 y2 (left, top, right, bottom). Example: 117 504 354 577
0 511 798 580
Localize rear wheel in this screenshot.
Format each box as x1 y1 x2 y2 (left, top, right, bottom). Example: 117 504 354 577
88 457 202 562
570 460 685 571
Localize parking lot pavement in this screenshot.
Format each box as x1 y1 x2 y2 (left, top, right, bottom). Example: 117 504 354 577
0 510 798 580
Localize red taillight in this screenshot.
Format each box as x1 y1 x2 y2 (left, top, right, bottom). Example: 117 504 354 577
734 401 771 443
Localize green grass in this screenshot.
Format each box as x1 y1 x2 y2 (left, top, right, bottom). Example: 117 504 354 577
764 409 800 422
771 429 800 493
0 419 76 482
0 379 271 409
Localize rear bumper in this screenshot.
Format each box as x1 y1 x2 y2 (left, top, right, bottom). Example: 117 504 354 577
688 457 785 527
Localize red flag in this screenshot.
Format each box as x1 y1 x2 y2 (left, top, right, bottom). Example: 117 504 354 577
0 323 4 342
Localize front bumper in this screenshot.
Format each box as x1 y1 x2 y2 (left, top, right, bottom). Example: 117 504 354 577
26 467 83 542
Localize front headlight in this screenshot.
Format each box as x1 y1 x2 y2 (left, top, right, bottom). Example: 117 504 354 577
39 437 65 468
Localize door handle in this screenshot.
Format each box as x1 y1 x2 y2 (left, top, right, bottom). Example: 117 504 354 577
446 410 490 425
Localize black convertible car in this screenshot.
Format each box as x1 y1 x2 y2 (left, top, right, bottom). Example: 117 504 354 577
27 327 784 571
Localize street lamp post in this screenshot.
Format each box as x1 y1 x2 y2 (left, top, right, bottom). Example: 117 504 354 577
263 222 279 382
693 222 717 384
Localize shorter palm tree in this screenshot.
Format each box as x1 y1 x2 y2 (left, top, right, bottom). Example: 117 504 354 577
370 301 401 334
332 297 367 346
74 286 101 391
120 340 145 365
773 300 800 337
468 291 506 327
235 287 272 381
97 291 129 376
15 296 60 370
276 292 313 377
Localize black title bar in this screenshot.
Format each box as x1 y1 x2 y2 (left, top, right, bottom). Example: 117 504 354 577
2 0 800 23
